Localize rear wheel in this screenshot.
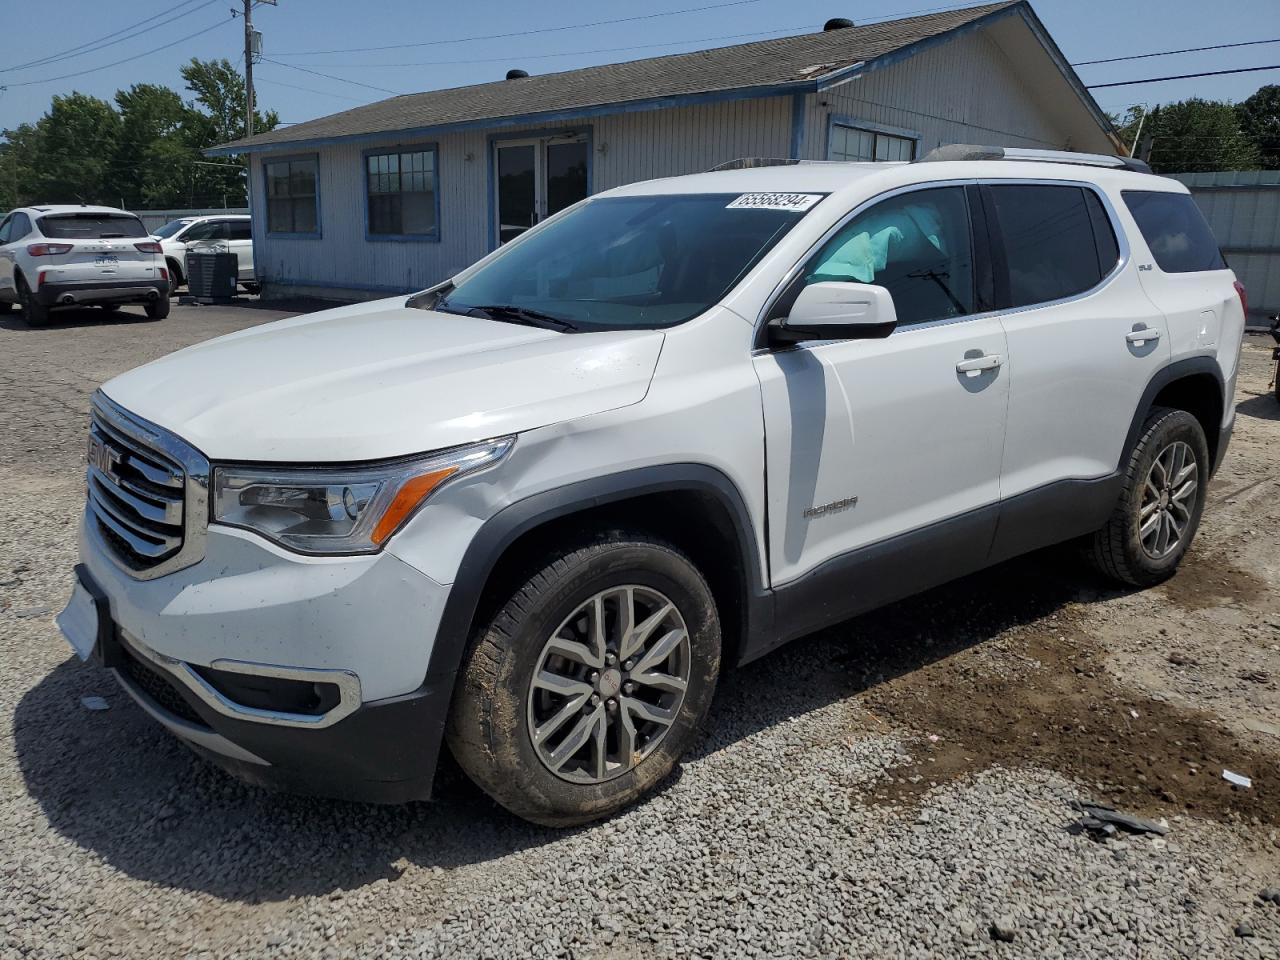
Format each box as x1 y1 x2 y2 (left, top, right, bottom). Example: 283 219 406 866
166 259 184 293
448 536 721 826
1090 406 1208 587
17 277 48 327
145 297 170 320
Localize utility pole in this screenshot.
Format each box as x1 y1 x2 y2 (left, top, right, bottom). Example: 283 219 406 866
243 0 255 139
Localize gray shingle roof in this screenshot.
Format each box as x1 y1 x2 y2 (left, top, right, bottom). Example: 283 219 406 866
218 1 1018 153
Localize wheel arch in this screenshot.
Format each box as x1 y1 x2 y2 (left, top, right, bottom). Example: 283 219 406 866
426 464 770 690
166 257 184 284
1123 357 1226 475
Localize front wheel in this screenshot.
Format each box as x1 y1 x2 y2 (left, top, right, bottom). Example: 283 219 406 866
448 537 721 826
1090 406 1209 587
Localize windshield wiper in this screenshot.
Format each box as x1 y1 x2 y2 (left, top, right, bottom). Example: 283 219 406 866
465 304 578 332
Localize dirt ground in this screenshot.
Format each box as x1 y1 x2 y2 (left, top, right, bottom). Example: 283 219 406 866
844 336 1280 828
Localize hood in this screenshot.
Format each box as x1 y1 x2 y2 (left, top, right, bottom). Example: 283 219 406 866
101 297 665 462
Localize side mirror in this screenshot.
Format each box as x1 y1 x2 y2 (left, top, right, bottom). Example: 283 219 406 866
770 281 898 344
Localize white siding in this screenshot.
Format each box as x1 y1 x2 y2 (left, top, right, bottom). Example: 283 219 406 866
252 97 794 298
799 29 1070 161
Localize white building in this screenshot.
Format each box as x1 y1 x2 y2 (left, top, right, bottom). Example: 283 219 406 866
209 0 1118 300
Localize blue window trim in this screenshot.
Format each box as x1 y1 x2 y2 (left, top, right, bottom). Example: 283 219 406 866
825 114 921 161
262 152 322 239
485 124 593 253
362 143 442 243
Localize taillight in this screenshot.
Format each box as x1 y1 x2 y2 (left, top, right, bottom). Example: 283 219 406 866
1234 280 1248 319
37 271 48 287
26 243 74 257
159 266 169 282
134 241 162 254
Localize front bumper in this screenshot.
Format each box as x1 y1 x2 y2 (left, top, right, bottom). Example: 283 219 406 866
38 278 170 306
67 515 457 802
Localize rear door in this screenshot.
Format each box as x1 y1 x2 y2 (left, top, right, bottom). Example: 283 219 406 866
0 215 15 296
36 212 160 285
982 181 1169 558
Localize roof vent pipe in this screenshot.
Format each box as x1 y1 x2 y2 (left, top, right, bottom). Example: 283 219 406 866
823 17 854 30
506 69 529 80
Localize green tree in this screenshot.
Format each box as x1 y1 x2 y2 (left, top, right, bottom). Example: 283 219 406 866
29 93 122 204
179 58 278 207
1144 98 1259 174
1237 84 1280 169
114 83 190 208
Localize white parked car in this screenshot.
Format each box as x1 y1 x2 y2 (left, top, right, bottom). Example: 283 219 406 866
0 205 170 325
59 147 1244 825
152 213 255 292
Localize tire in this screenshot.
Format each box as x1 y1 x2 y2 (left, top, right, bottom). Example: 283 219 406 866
166 259 184 293
448 536 721 826
145 297 170 320
17 277 49 327
0 300 13 314
241 281 261 295
1090 406 1209 587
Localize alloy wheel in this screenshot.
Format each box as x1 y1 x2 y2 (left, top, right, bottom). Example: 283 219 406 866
527 585 690 784
1139 440 1197 560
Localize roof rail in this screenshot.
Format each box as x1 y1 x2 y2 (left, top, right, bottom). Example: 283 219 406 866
710 158 830 171
918 144 1153 174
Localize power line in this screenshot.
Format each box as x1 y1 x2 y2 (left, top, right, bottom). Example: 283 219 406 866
0 0 205 73
1087 64 1280 89
1 17 236 88
259 59 401 96
255 76 373 103
1073 37 1280 67
269 0 766 56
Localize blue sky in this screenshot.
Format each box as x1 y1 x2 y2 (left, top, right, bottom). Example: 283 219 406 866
1 0 1277 133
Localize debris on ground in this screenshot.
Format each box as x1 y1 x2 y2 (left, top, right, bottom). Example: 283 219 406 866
1260 888 1280 904
990 916 1018 942
79 696 109 712
1067 800 1169 840
1235 923 1255 938
1223 769 1253 789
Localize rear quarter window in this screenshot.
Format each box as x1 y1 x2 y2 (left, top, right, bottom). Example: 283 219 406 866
1122 190 1225 274
38 213 147 240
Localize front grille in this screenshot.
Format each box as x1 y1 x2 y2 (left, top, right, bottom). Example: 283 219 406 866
85 393 207 579
120 647 209 728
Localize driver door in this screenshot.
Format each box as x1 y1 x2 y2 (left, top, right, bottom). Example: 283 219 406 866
752 184 1009 596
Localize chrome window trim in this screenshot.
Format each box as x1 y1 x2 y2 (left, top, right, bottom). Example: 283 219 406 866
754 176 1131 345
89 390 210 580
120 630 363 729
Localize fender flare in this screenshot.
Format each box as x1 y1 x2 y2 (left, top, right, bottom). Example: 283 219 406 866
423 463 770 686
1118 356 1226 473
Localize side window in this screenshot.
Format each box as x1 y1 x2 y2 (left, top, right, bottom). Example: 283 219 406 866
1084 190 1120 278
227 220 252 240
0 217 12 245
1122 190 1226 274
792 186 974 326
182 221 219 242
10 213 32 240
987 185 1111 308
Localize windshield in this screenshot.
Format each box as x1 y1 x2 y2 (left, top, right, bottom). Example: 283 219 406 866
39 213 147 239
440 193 822 331
153 218 195 239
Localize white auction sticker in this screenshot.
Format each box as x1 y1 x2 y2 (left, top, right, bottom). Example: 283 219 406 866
727 193 823 212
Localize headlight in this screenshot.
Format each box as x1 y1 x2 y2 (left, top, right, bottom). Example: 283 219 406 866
212 437 514 555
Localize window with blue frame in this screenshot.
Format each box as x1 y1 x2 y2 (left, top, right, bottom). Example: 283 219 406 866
366 148 438 238
265 157 318 234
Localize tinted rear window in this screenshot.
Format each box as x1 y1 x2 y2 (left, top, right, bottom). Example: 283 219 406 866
988 184 1115 308
39 213 148 239
1122 191 1225 273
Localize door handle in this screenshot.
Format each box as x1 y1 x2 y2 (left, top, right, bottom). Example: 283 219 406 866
956 353 1003 377
1126 327 1161 346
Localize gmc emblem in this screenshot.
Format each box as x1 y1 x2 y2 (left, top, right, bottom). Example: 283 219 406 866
87 435 123 482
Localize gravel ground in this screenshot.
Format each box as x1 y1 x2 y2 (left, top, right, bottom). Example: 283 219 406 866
1 302 1278 959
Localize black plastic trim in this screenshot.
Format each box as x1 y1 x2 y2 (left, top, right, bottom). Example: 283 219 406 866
429 463 771 683
1120 356 1226 473
37 279 170 306
988 473 1123 565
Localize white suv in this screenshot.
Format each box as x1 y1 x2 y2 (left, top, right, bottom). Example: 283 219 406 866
0 205 170 325
152 214 255 292
57 148 1245 825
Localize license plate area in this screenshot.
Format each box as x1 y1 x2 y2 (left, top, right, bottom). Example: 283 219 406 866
55 564 123 666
